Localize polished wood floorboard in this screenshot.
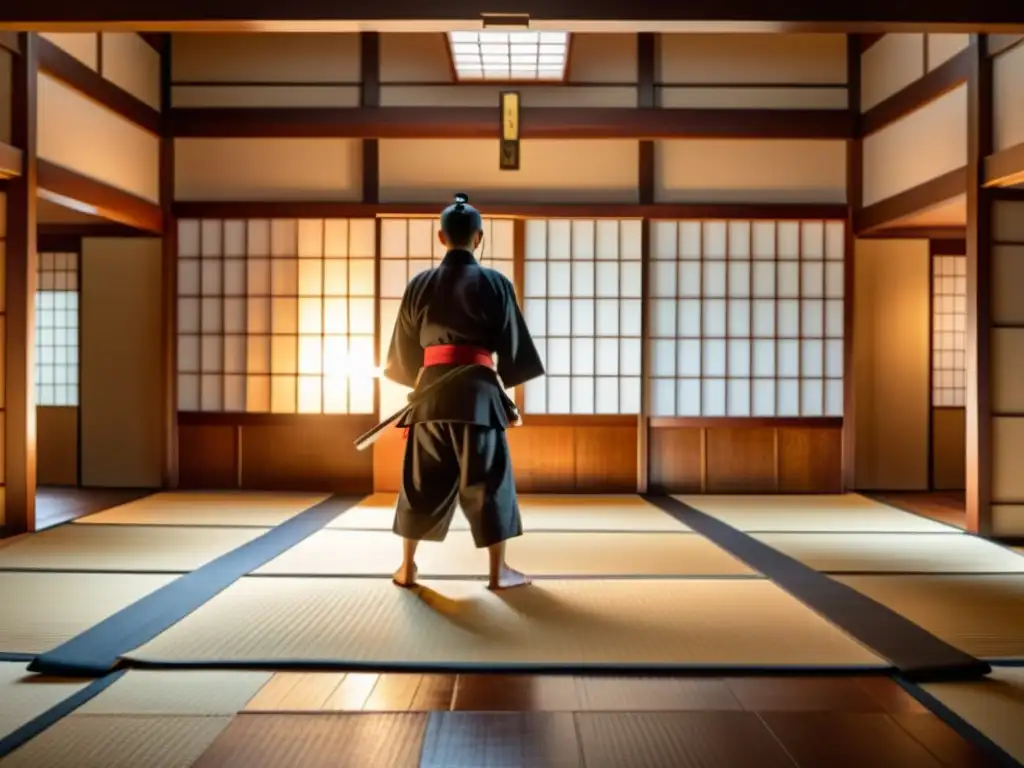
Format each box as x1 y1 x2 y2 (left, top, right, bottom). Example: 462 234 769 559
873 491 967 530
229 672 996 766
34 486 154 530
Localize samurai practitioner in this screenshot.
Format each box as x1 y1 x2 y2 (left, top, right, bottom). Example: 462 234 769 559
383 193 545 590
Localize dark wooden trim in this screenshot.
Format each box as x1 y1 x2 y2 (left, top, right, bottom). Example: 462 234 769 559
844 34 862 492
37 233 82 253
636 35 656 492
861 47 970 136
160 33 177 488
0 141 23 178
860 34 885 52
965 35 994 537
988 34 1024 57
138 33 167 55
36 34 161 135
38 223 158 239
177 412 380 427
858 226 966 239
650 417 843 429
173 201 849 221
929 238 967 256
5 32 39 534
984 141 1024 187
360 32 380 205
169 106 854 140
96 31 104 77
855 167 967 234
9 2 1024 27
37 159 163 233
927 249 935 490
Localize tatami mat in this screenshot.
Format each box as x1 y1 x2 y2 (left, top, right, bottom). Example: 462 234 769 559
0 524 262 573
125 577 884 669
0 662 89 740
0 572 175 654
675 494 958 533
328 494 690 532
255 529 754 578
922 667 1024 764
0 715 232 768
837 575 1024 660
76 670 273 716
74 491 329 527
754 532 1024 574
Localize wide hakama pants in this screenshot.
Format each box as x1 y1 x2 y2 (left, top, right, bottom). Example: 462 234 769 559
394 421 523 548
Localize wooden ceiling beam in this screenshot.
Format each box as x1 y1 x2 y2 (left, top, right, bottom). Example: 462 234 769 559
5 1 1024 29
170 106 854 140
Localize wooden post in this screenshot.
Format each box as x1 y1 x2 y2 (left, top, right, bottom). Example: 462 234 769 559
964 34 994 536
842 34 862 491
5 33 39 533
160 34 178 488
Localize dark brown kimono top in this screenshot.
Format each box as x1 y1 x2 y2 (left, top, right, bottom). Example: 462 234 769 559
383 249 545 427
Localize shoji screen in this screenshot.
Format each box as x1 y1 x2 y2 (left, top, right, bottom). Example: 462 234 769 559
648 219 845 417
176 218 378 414
932 255 966 406
36 252 80 407
521 219 643 415
378 216 515 417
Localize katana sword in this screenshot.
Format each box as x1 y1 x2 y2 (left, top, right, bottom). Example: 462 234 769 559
354 365 519 451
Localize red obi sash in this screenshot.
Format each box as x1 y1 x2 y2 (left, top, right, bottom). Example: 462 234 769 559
402 345 494 439
422 344 493 368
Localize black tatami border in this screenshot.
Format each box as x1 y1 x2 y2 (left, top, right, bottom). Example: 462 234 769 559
28 495 359 678
0 669 127 760
643 495 991 683
895 675 1024 768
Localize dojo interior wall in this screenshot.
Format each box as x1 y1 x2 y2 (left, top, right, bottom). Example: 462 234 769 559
171 31 852 494
32 33 163 490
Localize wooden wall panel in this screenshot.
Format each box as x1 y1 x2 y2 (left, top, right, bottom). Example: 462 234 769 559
932 407 965 491
378 139 639 204
37 73 160 203
0 49 10 144
81 238 163 488
654 139 847 204
778 426 843 493
659 34 847 85
506 425 577 493
101 33 161 110
574 425 637 491
927 34 970 71
178 415 375 493
648 426 702 493
705 426 776 492
171 33 361 109
372 426 404 495
39 33 97 71
993 41 1024 153
853 238 930 490
240 417 374 493
861 85 967 207
36 406 77 486
861 34 925 111
648 423 843 493
178 423 236 489
174 138 363 200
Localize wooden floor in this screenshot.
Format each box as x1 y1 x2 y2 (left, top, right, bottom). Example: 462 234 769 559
34 487 154 530
871 491 967 530
198 672 993 767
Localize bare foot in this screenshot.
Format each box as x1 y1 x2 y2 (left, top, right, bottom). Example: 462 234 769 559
488 566 531 591
393 563 418 588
